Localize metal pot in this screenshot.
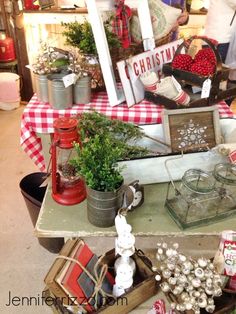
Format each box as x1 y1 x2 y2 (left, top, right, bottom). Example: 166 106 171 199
86 184 124 228
73 76 91 104
47 73 73 109
34 73 49 103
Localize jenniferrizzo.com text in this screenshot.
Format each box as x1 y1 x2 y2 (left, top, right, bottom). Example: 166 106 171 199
5 291 128 308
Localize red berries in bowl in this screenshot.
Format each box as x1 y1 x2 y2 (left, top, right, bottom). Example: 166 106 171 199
190 60 215 76
172 47 216 77
194 48 217 66
172 54 193 71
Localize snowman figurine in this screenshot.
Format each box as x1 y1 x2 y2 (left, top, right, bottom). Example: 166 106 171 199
115 224 136 272
113 214 136 298
113 262 134 297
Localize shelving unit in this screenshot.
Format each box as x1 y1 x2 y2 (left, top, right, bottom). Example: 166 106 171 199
21 0 207 99
0 3 18 73
0 1 33 100
23 8 88 14
0 2 9 33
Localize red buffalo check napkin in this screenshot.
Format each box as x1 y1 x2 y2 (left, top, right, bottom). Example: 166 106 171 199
147 299 176 314
229 150 236 164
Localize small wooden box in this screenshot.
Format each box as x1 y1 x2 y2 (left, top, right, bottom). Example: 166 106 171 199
45 247 159 314
97 249 158 314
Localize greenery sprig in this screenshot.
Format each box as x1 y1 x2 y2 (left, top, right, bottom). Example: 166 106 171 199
70 111 149 191
70 111 168 191
62 20 120 56
77 111 149 160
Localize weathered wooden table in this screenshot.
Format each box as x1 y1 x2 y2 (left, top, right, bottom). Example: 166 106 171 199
36 183 236 313
35 182 236 256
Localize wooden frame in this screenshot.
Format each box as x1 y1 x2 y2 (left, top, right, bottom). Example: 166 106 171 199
85 0 154 107
162 106 222 153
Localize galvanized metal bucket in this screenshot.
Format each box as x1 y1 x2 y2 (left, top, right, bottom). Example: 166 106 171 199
86 185 124 228
73 76 91 104
47 73 73 109
34 73 49 103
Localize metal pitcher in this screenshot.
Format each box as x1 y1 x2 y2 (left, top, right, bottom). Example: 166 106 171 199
34 73 49 103
73 76 91 104
47 73 73 109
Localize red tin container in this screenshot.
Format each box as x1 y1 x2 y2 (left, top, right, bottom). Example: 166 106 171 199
23 0 39 10
0 33 16 62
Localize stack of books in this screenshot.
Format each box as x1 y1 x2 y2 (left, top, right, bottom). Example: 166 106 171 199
44 239 115 312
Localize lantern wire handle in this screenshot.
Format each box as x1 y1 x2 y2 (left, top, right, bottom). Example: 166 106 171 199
38 157 52 188
118 189 129 217
46 156 52 176
164 151 184 191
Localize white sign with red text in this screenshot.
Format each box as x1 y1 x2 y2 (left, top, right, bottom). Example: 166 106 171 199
117 39 183 107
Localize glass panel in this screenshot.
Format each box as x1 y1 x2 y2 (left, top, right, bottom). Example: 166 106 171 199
57 147 79 184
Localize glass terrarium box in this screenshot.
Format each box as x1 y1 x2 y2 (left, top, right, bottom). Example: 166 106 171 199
165 163 236 229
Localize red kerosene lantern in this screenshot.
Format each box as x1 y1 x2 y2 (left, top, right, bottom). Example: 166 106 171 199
51 117 86 205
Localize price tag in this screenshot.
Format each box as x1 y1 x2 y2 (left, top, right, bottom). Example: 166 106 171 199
201 78 211 98
143 38 155 51
87 56 98 65
192 85 202 94
171 75 182 93
219 80 227 91
25 64 33 70
62 73 78 88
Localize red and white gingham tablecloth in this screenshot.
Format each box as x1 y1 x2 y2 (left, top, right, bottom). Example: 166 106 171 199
20 92 235 172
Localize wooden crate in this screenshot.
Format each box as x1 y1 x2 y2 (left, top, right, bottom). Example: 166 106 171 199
161 36 235 105
145 88 209 110
145 81 236 110
96 249 158 314
162 106 222 153
44 247 159 314
162 62 230 104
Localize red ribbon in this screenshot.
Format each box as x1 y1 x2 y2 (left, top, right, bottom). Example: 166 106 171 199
113 0 132 48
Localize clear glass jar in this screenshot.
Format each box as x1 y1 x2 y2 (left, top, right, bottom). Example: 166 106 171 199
165 169 220 228
166 164 236 229
213 163 236 212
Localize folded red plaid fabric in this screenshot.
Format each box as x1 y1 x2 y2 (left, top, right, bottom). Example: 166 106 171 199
113 0 132 48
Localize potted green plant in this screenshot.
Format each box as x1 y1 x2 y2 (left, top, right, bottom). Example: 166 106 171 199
70 111 150 228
